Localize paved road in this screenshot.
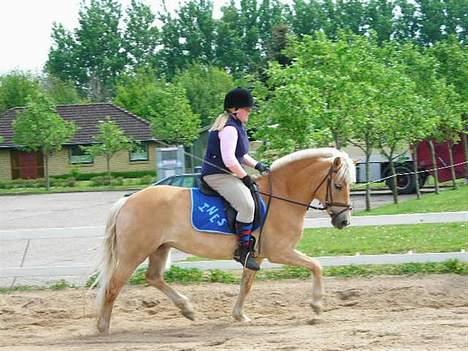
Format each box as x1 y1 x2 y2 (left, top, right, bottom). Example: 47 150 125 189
0 190 466 287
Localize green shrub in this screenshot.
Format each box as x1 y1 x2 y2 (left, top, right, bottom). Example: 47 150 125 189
65 177 76 187
164 266 204 283
48 279 75 290
54 170 156 181
90 176 111 186
139 175 154 185
8 179 45 188
110 177 124 186
207 269 237 283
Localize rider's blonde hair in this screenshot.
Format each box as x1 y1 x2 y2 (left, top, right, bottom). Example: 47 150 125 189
209 108 236 131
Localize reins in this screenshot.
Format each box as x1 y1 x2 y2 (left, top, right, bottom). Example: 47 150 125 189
257 164 352 212
256 163 352 255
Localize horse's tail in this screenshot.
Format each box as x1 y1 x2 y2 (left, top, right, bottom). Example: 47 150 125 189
95 196 128 311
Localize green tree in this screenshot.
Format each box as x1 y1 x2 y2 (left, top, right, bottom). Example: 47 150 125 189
0 71 41 113
214 2 246 75
46 23 82 92
393 0 420 43
416 0 454 45
123 0 159 70
40 74 82 104
114 70 200 145
428 36 468 102
266 23 291 66
253 72 328 157
374 71 428 204
47 0 126 100
75 0 125 100
173 64 235 127
286 0 327 37
157 0 216 78
148 84 200 145
426 81 464 190
364 0 394 43
83 117 132 182
12 93 76 190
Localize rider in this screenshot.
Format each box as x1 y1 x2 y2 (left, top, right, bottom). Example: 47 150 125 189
201 87 270 271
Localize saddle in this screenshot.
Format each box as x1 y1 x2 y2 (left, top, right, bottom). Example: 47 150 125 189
196 176 264 234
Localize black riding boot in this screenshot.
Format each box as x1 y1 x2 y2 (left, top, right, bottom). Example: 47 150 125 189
233 222 260 271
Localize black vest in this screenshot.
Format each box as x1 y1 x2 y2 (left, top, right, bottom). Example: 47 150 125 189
201 115 249 176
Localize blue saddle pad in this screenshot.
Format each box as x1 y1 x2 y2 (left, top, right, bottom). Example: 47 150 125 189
190 188 266 235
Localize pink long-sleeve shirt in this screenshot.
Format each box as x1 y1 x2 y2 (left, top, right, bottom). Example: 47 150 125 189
219 126 257 178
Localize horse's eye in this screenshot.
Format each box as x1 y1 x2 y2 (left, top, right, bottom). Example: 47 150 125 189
335 184 343 190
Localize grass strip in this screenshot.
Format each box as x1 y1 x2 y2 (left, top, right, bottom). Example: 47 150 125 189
120 259 468 286
2 260 466 293
299 223 467 257
353 185 468 215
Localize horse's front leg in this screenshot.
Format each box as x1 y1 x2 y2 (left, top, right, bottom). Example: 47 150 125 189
232 264 260 322
269 249 323 314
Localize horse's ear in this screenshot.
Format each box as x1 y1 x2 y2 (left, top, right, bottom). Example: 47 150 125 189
333 157 342 170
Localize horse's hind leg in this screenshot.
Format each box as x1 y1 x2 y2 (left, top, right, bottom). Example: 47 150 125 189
146 244 195 321
232 268 258 322
97 256 142 334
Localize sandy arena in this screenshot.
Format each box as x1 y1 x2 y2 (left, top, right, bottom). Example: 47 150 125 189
0 274 467 351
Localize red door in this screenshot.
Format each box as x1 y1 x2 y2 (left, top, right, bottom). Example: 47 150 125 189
10 151 44 179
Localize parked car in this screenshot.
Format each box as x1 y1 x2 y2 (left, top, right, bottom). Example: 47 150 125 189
153 173 201 188
124 173 201 197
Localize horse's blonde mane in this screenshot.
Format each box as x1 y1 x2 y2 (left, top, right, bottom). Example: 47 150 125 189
270 148 356 184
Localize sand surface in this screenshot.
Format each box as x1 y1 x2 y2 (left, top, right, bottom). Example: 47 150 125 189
1 274 467 351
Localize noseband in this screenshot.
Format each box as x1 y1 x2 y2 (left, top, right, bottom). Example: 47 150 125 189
312 163 353 218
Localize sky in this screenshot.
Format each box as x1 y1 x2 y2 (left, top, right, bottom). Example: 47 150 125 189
0 0 230 74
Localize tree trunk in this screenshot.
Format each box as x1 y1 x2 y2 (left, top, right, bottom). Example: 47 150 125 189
43 149 50 191
411 143 421 199
106 156 111 185
365 151 371 211
428 140 440 194
334 133 341 150
389 157 399 204
447 140 458 190
463 130 468 185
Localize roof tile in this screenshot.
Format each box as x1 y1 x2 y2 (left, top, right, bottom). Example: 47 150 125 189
0 103 155 148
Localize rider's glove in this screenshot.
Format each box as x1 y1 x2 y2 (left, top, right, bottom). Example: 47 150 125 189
241 175 255 188
255 162 270 174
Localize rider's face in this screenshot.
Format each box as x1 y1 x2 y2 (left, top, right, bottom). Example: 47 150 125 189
235 107 251 123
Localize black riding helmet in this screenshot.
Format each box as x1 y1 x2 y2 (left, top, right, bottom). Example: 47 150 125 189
224 87 254 111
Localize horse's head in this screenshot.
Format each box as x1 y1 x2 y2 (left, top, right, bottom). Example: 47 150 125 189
318 155 355 229
266 148 355 229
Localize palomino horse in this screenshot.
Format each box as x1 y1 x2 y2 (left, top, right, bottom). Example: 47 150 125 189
96 148 355 334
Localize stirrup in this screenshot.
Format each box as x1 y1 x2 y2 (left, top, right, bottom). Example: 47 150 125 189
234 247 260 271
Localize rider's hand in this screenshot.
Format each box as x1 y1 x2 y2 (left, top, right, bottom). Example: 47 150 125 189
241 175 255 188
255 162 270 174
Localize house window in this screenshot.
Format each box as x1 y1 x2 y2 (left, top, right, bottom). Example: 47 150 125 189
69 145 94 164
130 142 149 162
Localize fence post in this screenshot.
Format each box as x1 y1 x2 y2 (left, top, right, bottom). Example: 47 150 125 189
10 239 31 289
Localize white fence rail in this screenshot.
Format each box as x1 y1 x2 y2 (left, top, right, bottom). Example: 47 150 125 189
1 212 467 287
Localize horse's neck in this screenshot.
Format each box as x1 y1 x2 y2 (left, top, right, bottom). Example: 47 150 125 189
257 159 328 215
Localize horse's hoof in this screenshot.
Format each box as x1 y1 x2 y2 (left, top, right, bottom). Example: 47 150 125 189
233 313 251 322
310 302 322 315
181 309 195 321
96 321 109 335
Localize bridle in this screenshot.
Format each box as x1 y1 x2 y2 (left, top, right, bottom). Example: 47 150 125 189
257 162 353 217
255 161 352 255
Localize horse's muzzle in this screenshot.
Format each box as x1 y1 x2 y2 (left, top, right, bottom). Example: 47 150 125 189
331 211 350 229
